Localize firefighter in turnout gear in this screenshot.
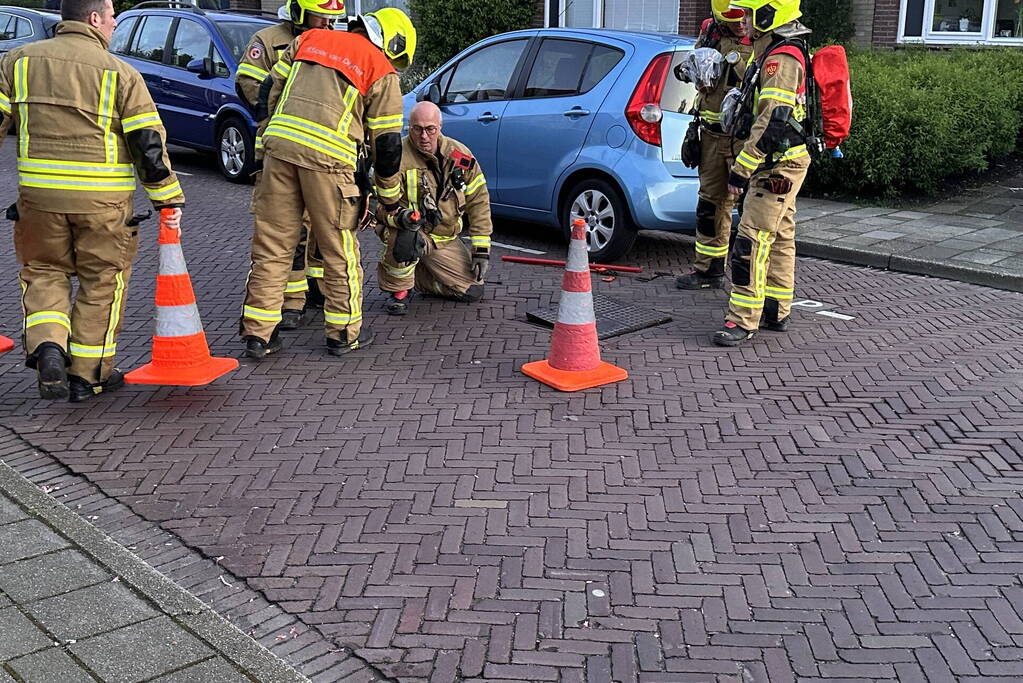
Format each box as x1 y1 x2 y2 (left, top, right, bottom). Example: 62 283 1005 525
713 0 811 347
235 0 336 329
0 0 185 402
240 8 413 358
376 102 492 315
676 0 753 291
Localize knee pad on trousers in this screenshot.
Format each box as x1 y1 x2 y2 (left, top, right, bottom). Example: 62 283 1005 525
730 234 753 287
696 198 717 238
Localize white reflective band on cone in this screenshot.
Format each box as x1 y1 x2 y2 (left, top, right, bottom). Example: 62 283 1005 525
159 243 188 276
155 303 204 337
556 291 596 325
565 238 589 272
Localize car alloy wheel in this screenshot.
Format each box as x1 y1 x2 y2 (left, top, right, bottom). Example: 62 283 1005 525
570 188 616 253
220 125 246 179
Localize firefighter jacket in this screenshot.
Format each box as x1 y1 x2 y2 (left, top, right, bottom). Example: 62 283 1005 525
259 28 403 201
0 22 185 214
694 19 752 133
381 135 492 251
729 27 810 188
235 21 295 114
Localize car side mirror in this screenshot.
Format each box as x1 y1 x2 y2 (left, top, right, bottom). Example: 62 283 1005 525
186 57 215 78
417 82 441 104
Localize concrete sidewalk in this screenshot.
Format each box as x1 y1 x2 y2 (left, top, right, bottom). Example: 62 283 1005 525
796 177 1023 292
0 461 308 683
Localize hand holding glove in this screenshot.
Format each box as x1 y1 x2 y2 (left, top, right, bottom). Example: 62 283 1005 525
471 249 490 282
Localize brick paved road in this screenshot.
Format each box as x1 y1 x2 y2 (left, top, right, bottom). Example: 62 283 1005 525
2 146 1023 682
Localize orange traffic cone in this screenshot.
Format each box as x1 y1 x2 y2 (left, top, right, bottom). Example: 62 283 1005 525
125 209 238 386
0 335 13 354
521 218 628 392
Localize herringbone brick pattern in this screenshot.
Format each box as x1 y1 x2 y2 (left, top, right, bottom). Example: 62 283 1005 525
2 148 1023 681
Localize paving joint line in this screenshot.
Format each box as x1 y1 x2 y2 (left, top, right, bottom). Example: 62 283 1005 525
0 422 393 683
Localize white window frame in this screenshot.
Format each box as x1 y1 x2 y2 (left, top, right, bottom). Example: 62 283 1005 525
898 0 1023 45
551 0 681 32
346 0 409 16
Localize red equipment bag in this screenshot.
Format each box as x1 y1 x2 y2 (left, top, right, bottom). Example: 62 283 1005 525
810 45 852 150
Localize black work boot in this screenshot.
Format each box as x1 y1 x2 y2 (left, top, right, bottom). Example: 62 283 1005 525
279 309 304 330
34 342 69 401
460 284 485 303
676 270 724 290
712 321 756 347
385 290 413 316
243 329 283 360
68 369 124 403
760 298 789 332
326 328 375 356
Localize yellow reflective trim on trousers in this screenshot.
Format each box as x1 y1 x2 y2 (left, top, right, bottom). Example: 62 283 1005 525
754 230 771 303
695 241 728 257
729 292 764 308
465 174 486 195
18 158 134 177
236 63 269 81
271 114 357 155
263 125 356 165
406 169 419 210
775 145 808 163
19 174 136 192
0 91 10 115
336 86 359 137
98 70 118 164
121 112 161 133
306 267 324 278
384 262 415 277
432 234 457 243
324 310 362 324
14 57 28 158
765 286 793 300
736 150 760 171
375 183 401 199
69 342 117 357
285 279 309 293
146 180 182 201
340 228 362 319
365 113 402 130
26 310 71 331
243 305 282 322
102 270 125 359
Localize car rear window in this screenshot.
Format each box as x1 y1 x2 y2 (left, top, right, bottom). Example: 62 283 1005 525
215 20 264 63
661 50 697 114
522 39 624 99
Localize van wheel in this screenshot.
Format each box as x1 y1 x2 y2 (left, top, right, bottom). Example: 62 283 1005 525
216 117 254 184
561 178 637 262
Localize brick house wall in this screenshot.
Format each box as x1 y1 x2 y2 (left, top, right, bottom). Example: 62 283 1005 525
872 0 900 46
851 0 875 46
678 0 710 37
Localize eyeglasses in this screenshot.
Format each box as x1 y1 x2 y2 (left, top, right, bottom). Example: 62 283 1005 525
410 125 439 136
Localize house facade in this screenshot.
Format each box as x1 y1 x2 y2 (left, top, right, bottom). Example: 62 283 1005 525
534 0 1023 47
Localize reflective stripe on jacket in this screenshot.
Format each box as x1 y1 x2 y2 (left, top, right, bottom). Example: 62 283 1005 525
695 19 753 130
0 21 184 212
235 22 294 112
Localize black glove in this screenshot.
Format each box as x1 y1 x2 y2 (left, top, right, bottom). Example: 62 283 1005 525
471 250 490 282
393 229 425 265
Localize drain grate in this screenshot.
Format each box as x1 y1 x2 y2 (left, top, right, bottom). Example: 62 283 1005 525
526 295 672 340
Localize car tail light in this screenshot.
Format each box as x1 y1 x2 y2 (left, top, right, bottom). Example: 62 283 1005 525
625 53 671 147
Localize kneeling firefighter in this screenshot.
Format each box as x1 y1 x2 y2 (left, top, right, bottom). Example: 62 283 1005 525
714 0 811 347
240 8 414 358
235 0 341 329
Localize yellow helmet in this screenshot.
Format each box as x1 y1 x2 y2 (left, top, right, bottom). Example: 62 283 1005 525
353 8 416 70
712 0 744 23
287 0 346 27
730 0 801 33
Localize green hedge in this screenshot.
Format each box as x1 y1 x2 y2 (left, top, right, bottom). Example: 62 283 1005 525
810 47 1023 198
408 0 534 67
801 0 855 48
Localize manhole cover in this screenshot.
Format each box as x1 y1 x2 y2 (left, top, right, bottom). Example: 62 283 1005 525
526 295 672 340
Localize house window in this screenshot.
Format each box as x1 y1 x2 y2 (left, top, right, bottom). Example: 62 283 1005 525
900 0 1023 42
554 0 680 33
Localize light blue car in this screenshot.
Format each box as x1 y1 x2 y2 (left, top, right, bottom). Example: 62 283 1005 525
405 28 699 262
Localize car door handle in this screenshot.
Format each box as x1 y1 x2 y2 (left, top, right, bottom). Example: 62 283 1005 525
563 108 591 117
477 113 499 122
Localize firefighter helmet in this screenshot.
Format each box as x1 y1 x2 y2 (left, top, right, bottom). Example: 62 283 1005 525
350 8 416 69
729 0 801 33
287 0 346 27
712 0 743 23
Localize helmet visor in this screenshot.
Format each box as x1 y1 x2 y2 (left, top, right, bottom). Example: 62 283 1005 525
361 13 384 50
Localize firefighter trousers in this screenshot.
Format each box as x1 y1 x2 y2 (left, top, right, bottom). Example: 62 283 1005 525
13 200 139 383
694 131 743 277
254 169 319 314
726 160 809 331
242 156 363 344
376 228 478 298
